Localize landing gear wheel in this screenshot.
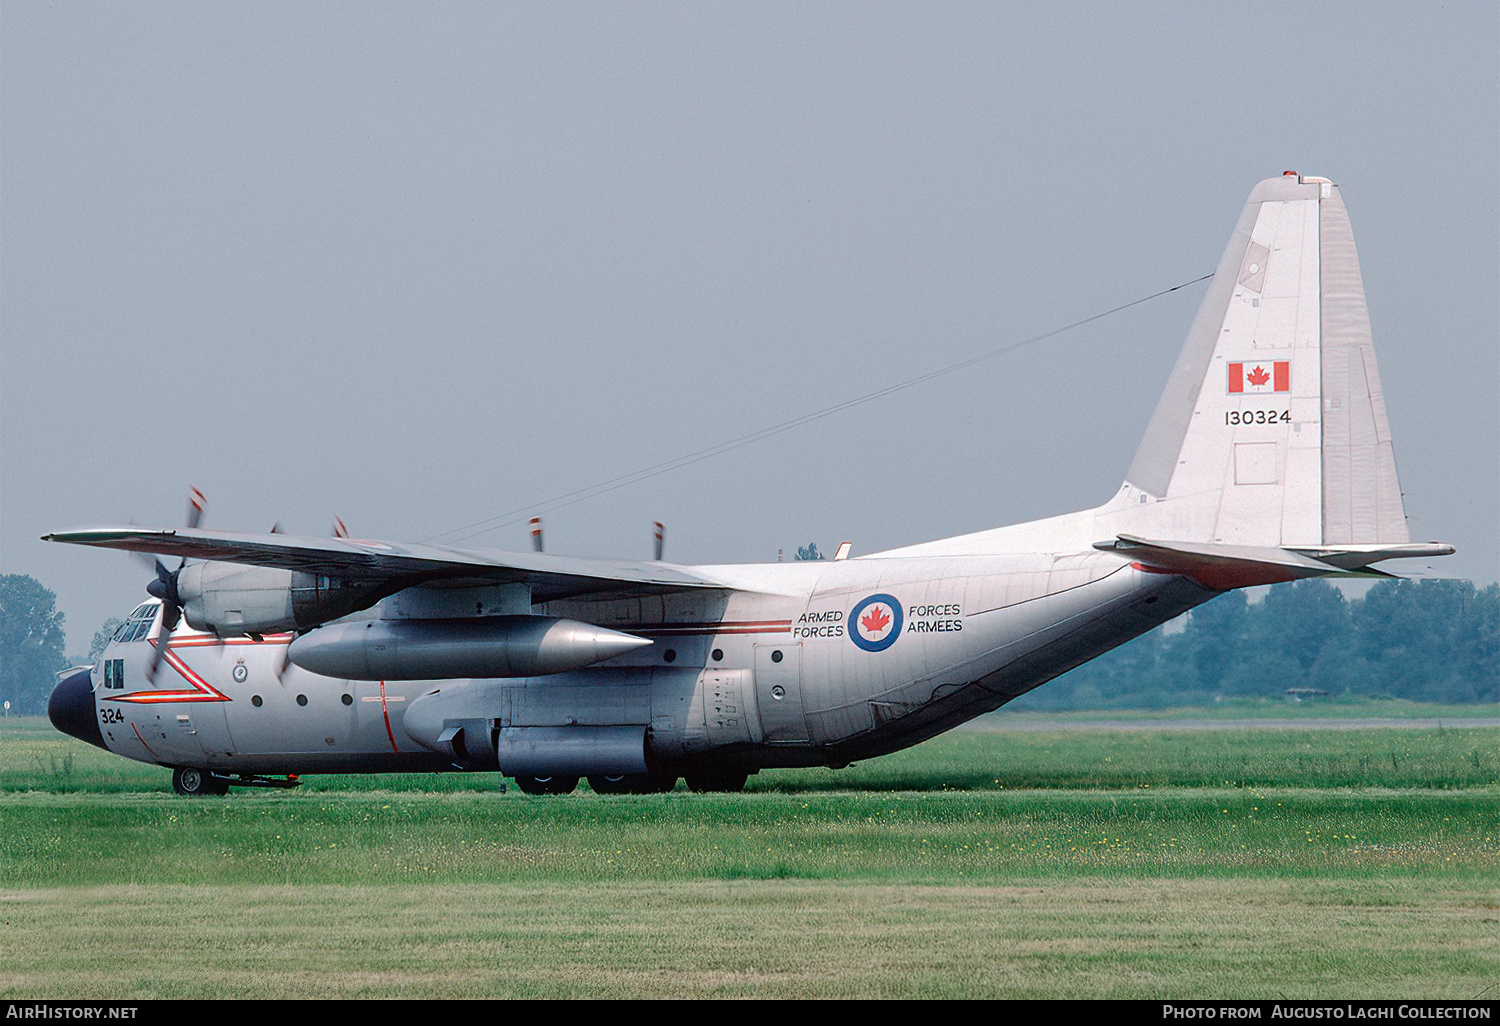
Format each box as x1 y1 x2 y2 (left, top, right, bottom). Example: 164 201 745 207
588 773 678 795
172 767 228 796
587 774 634 794
644 773 678 793
512 774 579 795
684 770 749 793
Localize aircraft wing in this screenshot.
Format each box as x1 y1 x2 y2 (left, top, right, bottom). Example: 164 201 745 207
43 527 728 602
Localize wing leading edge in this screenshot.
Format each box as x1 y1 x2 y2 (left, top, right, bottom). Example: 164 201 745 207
43 527 726 603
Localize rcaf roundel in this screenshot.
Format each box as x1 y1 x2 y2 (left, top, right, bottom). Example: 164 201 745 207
849 594 903 652
1228 361 1289 394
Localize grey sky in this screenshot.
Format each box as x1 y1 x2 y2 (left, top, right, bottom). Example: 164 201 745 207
3 2 1496 651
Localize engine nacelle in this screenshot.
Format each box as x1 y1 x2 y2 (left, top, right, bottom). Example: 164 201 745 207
178 563 390 636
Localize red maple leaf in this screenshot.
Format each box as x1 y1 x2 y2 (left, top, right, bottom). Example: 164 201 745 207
860 604 892 634
1246 365 1271 387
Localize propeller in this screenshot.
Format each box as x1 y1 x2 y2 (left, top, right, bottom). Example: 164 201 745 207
142 488 206 681
530 517 543 552
184 487 207 530
653 521 664 561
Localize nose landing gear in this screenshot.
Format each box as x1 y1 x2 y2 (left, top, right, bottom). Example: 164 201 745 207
169 768 301 795
171 767 229 796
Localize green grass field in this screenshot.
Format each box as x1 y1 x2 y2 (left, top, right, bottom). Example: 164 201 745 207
1 713 1495 998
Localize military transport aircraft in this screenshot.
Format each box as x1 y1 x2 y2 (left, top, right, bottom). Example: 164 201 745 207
46 173 1452 796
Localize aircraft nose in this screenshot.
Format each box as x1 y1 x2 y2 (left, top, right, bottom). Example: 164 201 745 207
48 668 107 750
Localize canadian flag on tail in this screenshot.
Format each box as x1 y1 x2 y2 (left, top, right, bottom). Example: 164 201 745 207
1228 361 1290 394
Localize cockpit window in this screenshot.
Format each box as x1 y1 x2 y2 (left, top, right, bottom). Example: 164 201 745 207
112 603 159 644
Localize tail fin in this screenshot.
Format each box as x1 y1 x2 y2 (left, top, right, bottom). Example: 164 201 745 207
1122 173 1410 549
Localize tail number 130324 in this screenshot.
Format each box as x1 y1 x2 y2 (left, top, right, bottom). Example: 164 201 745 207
1226 409 1290 426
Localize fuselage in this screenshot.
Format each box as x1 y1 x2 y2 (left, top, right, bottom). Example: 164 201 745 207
51 543 1216 787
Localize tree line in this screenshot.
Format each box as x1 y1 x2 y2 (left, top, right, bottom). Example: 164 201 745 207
1 573 1496 716
0 574 69 716
1016 578 1499 709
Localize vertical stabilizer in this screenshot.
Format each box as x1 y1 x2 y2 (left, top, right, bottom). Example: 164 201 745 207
1122 173 1409 548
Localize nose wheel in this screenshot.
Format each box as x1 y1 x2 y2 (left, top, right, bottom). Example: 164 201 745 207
172 767 229 796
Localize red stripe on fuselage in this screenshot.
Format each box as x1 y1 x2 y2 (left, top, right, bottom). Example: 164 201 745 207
130 722 161 759
164 634 292 648
379 680 402 753
630 620 791 637
106 638 232 704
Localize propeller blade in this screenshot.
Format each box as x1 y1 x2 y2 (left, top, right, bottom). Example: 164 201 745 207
530 517 543 552
653 521 664 561
185 487 207 531
146 635 165 681
146 611 177 682
143 488 205 680
332 516 349 539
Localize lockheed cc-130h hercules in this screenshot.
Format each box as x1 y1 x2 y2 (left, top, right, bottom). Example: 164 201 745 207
46 173 1452 795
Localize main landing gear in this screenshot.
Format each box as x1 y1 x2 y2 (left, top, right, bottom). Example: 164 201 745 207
510 769 751 795
586 773 677 795
511 774 581 795
683 770 749 793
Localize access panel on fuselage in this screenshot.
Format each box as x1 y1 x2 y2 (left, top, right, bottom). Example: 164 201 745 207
753 642 806 742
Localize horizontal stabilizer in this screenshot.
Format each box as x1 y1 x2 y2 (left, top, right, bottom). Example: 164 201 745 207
1091 534 1451 590
1283 542 1457 571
